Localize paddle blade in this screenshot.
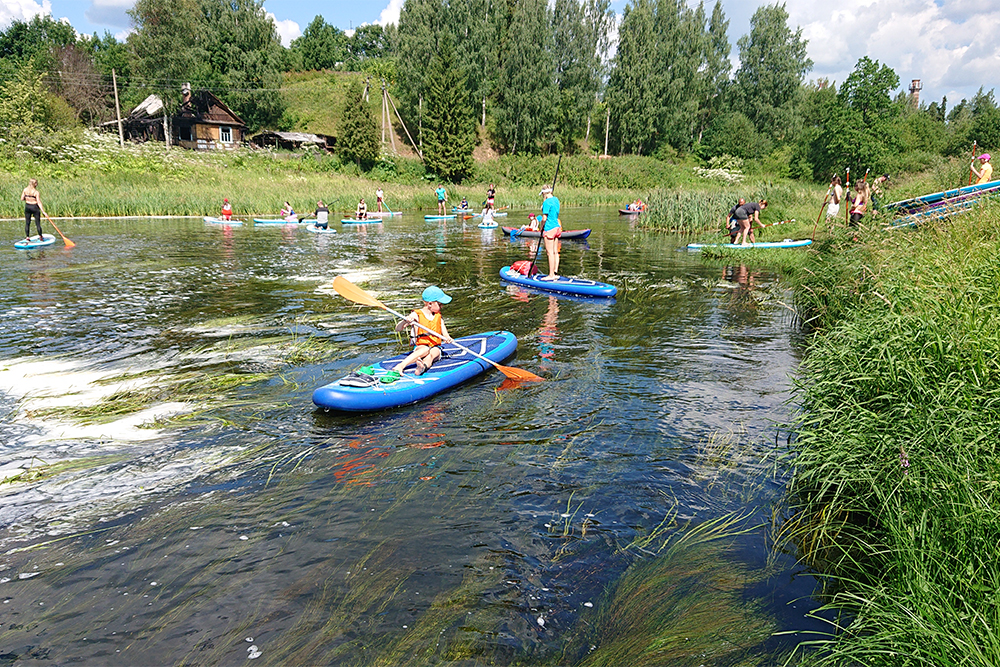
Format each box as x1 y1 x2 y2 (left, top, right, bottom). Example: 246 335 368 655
332 276 385 309
495 364 543 382
63 238 76 248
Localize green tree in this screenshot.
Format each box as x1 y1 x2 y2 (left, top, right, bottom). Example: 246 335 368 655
200 0 286 131
337 78 380 167
0 15 77 76
348 24 389 64
838 56 899 125
394 0 445 139
493 0 557 153
0 63 79 155
550 0 612 152
291 16 348 70
696 1 730 140
421 34 476 181
128 0 211 93
732 3 812 139
605 0 658 153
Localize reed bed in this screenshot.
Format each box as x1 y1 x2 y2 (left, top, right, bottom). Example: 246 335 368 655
780 202 1000 665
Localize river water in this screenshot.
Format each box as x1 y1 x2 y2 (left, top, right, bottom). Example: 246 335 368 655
0 209 820 665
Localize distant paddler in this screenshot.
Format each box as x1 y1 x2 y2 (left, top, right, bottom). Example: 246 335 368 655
355 197 368 220
220 198 233 221
971 153 993 185
20 177 46 243
312 200 330 229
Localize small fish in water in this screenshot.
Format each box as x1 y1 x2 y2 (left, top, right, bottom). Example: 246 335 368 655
247 645 262 659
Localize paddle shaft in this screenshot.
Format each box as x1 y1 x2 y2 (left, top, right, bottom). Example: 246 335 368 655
371 297 529 377
43 212 75 248
844 168 851 226
812 176 836 240
969 141 978 186
530 155 562 271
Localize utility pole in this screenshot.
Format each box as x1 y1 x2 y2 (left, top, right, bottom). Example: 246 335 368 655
603 107 610 157
112 68 124 148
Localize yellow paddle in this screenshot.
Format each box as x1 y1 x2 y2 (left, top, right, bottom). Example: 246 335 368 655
44 213 75 248
331 276 543 382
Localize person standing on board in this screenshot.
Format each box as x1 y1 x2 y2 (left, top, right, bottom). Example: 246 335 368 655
435 184 448 216
486 183 497 211
971 153 993 184
376 186 385 213
220 198 233 221
537 185 562 280
726 198 745 243
20 178 46 242
733 199 767 246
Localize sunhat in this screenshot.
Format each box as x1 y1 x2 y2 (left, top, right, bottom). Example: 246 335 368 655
224 198 229 202
422 285 452 304
540 185 553 195
979 153 991 160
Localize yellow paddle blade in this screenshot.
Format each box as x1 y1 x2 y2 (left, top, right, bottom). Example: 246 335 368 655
332 276 385 309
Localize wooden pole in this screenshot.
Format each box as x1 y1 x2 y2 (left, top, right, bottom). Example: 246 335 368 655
603 107 610 156
112 68 124 148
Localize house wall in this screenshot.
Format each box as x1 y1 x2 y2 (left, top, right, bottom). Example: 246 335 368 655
177 124 243 151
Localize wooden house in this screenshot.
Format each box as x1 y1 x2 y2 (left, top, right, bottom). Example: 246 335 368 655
174 86 246 151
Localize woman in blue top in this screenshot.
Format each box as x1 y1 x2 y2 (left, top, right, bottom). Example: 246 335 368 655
435 185 447 215
538 185 561 280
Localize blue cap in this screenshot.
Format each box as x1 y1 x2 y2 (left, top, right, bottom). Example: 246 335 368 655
422 285 452 304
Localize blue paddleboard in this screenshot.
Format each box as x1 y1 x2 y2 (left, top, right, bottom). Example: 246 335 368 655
686 239 813 250
424 215 457 221
204 217 243 226
312 331 519 412
306 224 336 233
253 218 302 225
499 266 617 298
15 234 56 249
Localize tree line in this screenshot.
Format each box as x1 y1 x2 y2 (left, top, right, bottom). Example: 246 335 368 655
1 0 998 183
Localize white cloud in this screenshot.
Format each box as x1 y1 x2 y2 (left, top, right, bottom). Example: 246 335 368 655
85 0 132 30
264 9 300 47
0 0 51 27
781 0 1000 103
377 0 405 26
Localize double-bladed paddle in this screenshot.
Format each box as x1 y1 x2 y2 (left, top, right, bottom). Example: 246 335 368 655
331 276 543 382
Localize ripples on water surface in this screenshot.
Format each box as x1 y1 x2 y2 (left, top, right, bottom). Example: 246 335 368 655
0 211 820 664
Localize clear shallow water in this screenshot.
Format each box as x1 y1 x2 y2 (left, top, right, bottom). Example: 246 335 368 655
0 210 819 664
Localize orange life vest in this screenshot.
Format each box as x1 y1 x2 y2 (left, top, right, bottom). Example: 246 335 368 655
414 310 443 347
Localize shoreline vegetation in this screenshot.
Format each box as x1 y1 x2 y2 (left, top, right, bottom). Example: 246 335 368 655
780 202 1000 664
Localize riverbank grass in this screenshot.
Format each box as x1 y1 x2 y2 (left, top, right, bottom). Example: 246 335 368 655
782 202 1000 664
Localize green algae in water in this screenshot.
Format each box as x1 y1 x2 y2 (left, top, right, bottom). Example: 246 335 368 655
572 541 777 667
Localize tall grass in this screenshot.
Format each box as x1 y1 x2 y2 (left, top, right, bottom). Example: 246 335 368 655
779 203 1000 665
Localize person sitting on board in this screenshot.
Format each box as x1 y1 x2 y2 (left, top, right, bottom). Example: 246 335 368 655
20 177 46 242
280 201 296 222
538 185 562 280
379 286 454 384
726 198 746 244
482 208 495 226
460 197 470 210
313 200 330 229
376 186 385 212
971 153 993 184
356 198 368 220
733 199 767 246
221 198 233 221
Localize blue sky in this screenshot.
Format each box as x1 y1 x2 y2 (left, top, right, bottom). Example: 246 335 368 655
1 0 997 106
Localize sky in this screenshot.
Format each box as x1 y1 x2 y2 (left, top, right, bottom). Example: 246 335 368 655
1 0 997 108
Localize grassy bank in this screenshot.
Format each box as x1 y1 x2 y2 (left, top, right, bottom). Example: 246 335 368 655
780 202 1000 664
1 131 828 220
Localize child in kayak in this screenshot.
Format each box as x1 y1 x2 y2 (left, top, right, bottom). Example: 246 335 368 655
379 286 454 383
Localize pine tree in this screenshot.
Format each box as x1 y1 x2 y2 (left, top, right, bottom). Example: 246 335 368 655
337 78 380 168
421 34 476 181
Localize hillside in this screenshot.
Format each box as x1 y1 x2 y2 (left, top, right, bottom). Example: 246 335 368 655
282 70 420 158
